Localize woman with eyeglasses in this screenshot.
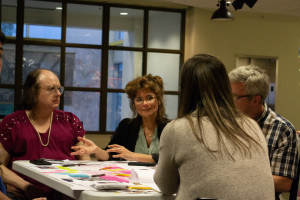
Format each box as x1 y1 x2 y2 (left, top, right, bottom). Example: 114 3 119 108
71 74 169 163
0 69 90 199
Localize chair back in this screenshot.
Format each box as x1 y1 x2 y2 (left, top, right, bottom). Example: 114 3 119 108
289 160 300 200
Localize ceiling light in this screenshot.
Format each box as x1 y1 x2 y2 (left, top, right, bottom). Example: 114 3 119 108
211 0 233 21
244 0 257 8
232 0 257 10
56 7 62 10
232 0 244 10
120 12 128 16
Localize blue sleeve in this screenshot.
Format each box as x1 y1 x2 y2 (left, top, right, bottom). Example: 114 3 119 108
0 177 6 195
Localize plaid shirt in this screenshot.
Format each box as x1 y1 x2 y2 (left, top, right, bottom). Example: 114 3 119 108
258 103 298 179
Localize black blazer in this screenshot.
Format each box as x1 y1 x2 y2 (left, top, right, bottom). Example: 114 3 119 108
105 116 169 163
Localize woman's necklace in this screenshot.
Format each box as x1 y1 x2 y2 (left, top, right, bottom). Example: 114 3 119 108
144 128 154 138
29 112 53 147
147 133 153 137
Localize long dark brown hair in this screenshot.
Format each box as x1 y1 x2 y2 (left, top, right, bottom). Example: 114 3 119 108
179 54 262 159
18 69 43 110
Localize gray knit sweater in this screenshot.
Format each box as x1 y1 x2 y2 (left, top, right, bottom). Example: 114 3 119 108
154 115 275 200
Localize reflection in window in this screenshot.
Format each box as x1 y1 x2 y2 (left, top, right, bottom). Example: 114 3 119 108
1 23 17 38
1 0 17 37
65 47 101 88
107 93 131 131
164 94 178 120
24 0 62 40
109 7 143 47
108 50 142 89
147 52 180 91
64 91 100 131
148 11 181 50
23 24 61 39
22 45 61 83
108 63 123 88
1 44 16 84
67 4 102 45
0 89 14 117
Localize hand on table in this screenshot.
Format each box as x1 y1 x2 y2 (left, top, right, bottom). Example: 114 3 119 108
71 137 100 156
106 144 136 161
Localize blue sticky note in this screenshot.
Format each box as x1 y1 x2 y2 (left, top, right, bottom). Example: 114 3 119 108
68 174 89 178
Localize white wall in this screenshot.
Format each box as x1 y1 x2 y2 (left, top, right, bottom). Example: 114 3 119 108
185 8 300 130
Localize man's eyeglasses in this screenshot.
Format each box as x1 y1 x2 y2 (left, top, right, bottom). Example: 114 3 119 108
233 95 250 101
41 86 64 94
134 95 156 105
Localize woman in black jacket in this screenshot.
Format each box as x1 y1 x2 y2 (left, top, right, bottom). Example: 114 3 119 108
71 74 169 163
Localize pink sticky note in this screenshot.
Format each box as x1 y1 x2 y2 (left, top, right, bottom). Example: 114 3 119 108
101 175 129 183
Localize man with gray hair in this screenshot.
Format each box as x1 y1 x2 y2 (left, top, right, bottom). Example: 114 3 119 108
229 65 298 200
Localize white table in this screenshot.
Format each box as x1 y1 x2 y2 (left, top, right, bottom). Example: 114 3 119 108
13 160 173 200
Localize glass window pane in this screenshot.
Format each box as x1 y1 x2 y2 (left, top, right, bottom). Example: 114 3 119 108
66 4 102 45
147 52 180 91
106 92 131 131
64 91 100 131
24 0 62 40
0 89 14 117
108 50 142 89
22 45 61 83
109 7 143 47
1 44 16 84
148 11 181 50
1 0 17 37
65 47 101 88
165 94 178 120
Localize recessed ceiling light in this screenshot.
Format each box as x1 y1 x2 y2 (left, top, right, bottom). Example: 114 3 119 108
56 7 62 10
120 12 128 16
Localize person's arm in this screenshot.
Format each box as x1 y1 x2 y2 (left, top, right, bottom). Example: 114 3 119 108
0 191 10 200
0 144 31 191
273 175 293 192
106 144 155 162
106 118 132 148
0 149 47 200
0 163 31 193
270 126 298 192
154 122 179 195
71 137 109 161
0 144 46 200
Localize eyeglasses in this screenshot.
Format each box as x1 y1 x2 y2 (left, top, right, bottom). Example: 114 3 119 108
41 86 64 94
134 95 156 105
233 95 250 101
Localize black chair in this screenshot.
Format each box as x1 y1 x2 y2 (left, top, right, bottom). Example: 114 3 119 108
289 160 300 200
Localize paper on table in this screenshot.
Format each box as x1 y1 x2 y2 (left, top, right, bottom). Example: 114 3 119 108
133 167 160 192
25 160 161 192
130 169 139 184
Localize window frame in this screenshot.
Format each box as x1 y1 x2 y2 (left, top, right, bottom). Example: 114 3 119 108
0 0 185 134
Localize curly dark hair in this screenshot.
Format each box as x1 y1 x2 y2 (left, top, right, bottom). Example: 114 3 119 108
125 74 167 123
